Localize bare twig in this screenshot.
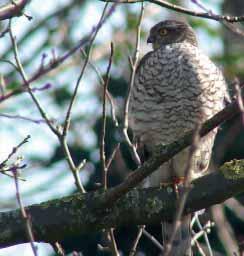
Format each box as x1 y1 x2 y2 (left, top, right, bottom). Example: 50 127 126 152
0 59 19 71
222 21 244 37
129 225 164 255
0 168 26 180
98 41 119 256
102 95 243 207
100 0 244 22
9 18 85 191
164 125 201 256
0 0 30 21
1 161 244 248
108 229 120 256
234 79 244 126
59 3 115 193
97 243 110 253
142 228 164 252
224 198 244 222
106 143 120 170
4 136 37 256
211 205 239 255
0 3 117 104
53 242 65 256
1 0 78 60
191 213 214 255
0 113 46 124
194 240 206 256
81 49 118 127
129 226 144 256
191 0 212 14
122 2 144 166
192 220 214 247
0 74 5 96
59 139 85 193
8 19 60 137
12 166 37 256
0 26 10 38
8 3 118 193
194 215 213 256
0 135 30 170
0 82 51 102
100 42 114 189
62 3 111 137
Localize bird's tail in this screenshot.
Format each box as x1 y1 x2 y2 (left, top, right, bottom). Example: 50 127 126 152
162 214 191 256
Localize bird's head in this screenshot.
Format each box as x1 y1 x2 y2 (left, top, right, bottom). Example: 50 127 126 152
147 20 198 50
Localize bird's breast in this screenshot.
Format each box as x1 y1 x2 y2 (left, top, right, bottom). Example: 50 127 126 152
129 43 226 147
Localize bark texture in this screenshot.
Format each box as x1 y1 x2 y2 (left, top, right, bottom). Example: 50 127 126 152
0 159 244 248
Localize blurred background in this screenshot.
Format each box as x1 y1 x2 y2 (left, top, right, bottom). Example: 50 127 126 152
0 0 244 255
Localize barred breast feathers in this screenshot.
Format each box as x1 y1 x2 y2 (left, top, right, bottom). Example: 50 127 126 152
129 42 227 147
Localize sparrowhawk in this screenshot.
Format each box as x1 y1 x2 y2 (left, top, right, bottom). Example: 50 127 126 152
129 20 228 255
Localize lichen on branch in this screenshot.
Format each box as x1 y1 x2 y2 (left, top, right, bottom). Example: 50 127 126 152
0 160 244 249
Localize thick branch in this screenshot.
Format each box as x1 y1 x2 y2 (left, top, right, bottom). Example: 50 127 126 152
0 0 30 20
100 0 244 22
0 160 244 248
101 98 240 206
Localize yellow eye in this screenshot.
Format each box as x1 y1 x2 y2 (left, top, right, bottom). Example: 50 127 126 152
159 28 168 36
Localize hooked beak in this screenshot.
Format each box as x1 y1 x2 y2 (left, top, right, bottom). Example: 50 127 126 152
147 35 154 44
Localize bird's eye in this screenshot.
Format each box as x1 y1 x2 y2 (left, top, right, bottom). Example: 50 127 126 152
159 28 168 36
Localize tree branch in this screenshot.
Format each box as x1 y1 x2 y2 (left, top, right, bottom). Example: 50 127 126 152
0 2 117 104
0 0 30 21
101 97 241 207
0 160 244 248
100 0 244 22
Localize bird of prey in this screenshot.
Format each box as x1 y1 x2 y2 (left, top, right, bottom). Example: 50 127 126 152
129 20 228 255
